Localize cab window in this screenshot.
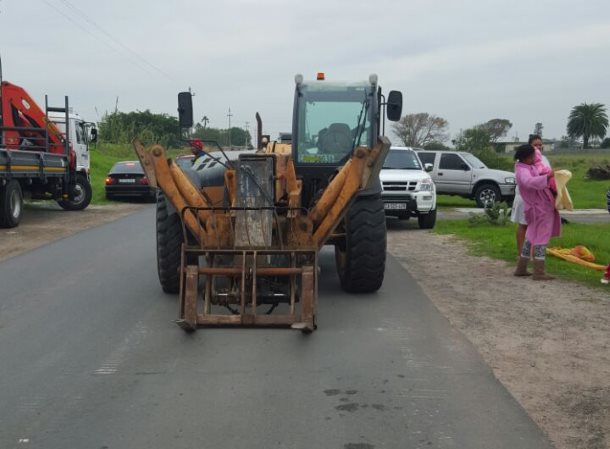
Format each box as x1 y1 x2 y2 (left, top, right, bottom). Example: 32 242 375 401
75 121 86 144
439 153 466 170
417 152 436 166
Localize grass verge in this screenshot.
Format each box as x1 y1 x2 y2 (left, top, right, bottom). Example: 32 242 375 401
434 219 610 289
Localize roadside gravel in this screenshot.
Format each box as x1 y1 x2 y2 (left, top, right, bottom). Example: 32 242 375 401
387 219 610 449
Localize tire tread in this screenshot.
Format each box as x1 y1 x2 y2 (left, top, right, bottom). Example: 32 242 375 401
337 195 386 293
156 192 183 293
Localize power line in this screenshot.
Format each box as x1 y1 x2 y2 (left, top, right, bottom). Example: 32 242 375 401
40 0 159 79
40 0 173 82
56 0 174 81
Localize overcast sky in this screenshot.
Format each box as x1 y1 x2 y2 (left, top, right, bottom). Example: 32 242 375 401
1 0 609 143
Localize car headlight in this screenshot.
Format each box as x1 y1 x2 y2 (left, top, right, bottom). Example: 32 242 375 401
418 178 434 192
505 177 515 184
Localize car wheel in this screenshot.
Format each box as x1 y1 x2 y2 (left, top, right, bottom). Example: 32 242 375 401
474 183 501 208
418 208 437 229
0 180 23 228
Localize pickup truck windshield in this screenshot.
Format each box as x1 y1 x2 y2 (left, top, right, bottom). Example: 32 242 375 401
296 84 371 164
383 150 422 169
462 153 487 169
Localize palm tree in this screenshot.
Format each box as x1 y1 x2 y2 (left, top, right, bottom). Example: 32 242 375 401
567 103 608 148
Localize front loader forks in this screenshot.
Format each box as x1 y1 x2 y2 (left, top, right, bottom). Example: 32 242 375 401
177 247 317 333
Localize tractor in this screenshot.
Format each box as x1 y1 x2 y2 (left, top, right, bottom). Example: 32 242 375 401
134 73 402 332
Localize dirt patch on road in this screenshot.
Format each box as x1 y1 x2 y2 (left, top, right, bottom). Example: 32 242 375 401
387 221 610 449
0 202 148 262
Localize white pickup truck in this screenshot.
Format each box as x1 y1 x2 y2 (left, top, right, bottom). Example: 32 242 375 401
416 150 516 207
380 146 437 229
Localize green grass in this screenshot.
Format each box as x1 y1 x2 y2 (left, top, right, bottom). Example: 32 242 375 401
89 143 189 204
434 220 610 289
436 195 480 208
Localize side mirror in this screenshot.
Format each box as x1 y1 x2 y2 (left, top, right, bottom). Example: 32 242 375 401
89 127 98 143
424 163 433 172
177 91 194 129
460 163 470 171
386 90 403 122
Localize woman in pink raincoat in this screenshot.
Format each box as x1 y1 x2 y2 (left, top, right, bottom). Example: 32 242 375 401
513 144 560 280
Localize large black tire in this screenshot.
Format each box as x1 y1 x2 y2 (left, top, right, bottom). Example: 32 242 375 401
334 194 386 293
156 192 184 294
57 173 92 211
0 180 23 228
474 183 501 208
418 208 437 229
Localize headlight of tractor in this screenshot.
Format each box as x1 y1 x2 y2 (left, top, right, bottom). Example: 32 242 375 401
505 177 516 184
419 178 434 192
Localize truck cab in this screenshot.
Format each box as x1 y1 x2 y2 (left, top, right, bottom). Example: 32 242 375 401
48 111 96 176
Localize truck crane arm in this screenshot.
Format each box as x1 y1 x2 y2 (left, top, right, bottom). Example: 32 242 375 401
0 81 67 155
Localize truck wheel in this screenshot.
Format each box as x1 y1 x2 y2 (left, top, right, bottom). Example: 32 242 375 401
0 180 23 228
418 208 437 229
334 194 386 293
57 174 92 211
156 192 184 294
474 183 501 208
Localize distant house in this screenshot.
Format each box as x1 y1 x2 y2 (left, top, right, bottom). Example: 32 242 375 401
498 139 557 154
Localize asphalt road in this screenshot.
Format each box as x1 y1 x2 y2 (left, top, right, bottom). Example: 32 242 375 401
0 208 554 449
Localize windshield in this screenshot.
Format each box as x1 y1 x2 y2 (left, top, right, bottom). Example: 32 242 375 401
462 153 487 169
110 161 144 174
383 149 422 170
296 83 371 164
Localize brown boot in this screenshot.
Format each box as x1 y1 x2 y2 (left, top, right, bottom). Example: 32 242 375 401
532 259 554 281
514 257 532 276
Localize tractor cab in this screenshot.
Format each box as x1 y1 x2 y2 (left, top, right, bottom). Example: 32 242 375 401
291 73 402 208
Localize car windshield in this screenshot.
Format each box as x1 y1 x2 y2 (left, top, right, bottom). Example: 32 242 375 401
110 161 144 174
383 149 422 170
462 153 487 169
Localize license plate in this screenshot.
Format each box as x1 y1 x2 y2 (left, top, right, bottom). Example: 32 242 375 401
119 179 136 184
384 202 407 210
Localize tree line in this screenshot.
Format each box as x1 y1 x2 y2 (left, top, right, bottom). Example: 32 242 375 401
391 102 609 156
97 111 252 148
96 102 608 152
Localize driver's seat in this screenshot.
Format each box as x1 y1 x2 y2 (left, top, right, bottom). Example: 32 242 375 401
318 122 353 154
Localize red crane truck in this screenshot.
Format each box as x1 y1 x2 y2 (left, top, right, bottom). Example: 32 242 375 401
0 80 94 227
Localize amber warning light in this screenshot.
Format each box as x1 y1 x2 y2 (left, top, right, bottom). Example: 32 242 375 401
316 72 325 80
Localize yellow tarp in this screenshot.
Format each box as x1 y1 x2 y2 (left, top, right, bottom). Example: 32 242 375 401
547 246 607 271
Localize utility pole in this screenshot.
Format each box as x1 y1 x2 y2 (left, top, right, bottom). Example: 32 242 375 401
244 121 250 148
227 107 233 148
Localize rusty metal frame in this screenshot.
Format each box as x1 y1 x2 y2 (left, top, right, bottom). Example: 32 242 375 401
176 247 317 333
175 205 317 333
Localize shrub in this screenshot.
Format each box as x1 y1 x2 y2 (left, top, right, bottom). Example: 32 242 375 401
468 201 511 226
586 163 610 180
